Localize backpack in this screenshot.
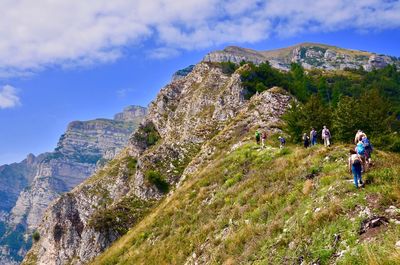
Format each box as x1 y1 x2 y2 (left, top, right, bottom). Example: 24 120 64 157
356 143 365 155
324 129 331 138
262 132 267 139
280 137 286 144
353 158 362 167
362 138 372 150
312 130 317 137
255 131 260 138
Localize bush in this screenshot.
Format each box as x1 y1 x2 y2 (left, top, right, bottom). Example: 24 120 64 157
32 231 40 242
220 61 238 75
145 170 169 193
133 122 161 147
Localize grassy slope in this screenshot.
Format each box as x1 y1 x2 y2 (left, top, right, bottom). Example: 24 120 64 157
92 137 400 265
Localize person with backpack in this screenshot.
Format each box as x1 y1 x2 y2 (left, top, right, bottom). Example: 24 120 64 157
261 131 267 149
321 126 331 147
354 130 367 144
310 128 317 146
362 135 373 165
355 139 367 172
349 149 364 188
255 130 261 145
279 136 286 149
303 133 310 148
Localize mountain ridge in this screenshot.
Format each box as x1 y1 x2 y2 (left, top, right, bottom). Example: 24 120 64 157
23 43 400 265
204 42 400 71
0 105 146 264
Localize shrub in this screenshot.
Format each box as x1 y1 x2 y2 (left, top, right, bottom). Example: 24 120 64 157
220 61 238 75
133 122 161 147
145 170 169 193
32 231 40 242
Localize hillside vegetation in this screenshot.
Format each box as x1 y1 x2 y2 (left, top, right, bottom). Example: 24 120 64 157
93 133 400 264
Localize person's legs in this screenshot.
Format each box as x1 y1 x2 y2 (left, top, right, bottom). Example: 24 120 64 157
261 138 265 148
327 138 330 146
352 165 359 188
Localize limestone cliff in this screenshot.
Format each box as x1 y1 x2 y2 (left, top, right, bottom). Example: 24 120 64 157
0 106 146 264
23 62 292 265
203 43 400 71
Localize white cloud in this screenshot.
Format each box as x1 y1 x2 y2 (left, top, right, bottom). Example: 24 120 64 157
0 85 21 109
0 0 399 76
147 47 180 59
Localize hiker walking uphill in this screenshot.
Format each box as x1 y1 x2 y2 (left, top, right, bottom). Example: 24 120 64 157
255 130 261 145
355 139 368 172
303 133 310 148
354 130 367 144
362 135 373 165
278 136 286 149
261 131 267 149
322 126 331 147
310 128 317 146
349 149 364 188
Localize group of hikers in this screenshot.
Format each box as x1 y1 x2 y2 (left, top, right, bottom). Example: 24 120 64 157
301 126 332 148
349 130 373 188
255 127 374 189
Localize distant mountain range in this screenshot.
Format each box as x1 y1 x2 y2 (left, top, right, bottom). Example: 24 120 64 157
0 106 146 264
203 42 400 71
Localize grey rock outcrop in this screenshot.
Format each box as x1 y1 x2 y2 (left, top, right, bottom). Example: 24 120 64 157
171 65 195 81
0 106 146 264
204 43 400 71
23 62 292 265
113 105 147 123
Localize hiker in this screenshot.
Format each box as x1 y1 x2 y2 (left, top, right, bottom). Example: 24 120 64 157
310 128 317 146
303 133 310 148
261 131 267 149
349 149 364 188
321 126 331 147
255 130 261 145
355 139 367 172
362 135 373 165
279 136 286 149
354 130 367 144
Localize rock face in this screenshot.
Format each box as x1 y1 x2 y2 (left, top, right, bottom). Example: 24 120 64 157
203 43 400 71
113 105 147 123
23 62 292 265
0 106 146 264
171 65 195 81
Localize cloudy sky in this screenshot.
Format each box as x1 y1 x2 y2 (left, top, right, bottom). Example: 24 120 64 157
0 0 400 164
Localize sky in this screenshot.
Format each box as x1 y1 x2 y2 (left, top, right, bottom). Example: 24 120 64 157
0 0 400 165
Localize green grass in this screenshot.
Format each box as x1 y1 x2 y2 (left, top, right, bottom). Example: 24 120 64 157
91 142 400 265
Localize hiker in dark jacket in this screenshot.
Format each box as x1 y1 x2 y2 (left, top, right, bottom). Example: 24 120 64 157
279 136 286 149
303 133 310 148
362 135 373 165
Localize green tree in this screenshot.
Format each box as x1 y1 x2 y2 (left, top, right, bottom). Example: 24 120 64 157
359 89 395 136
282 101 305 143
332 96 363 142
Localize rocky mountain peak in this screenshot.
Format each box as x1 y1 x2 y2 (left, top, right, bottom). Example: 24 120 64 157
203 43 400 71
114 105 147 122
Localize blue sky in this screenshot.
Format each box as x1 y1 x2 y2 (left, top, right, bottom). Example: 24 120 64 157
0 0 400 165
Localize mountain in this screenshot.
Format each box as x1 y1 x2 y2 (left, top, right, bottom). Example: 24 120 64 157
203 42 400 71
23 44 400 265
0 105 146 264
